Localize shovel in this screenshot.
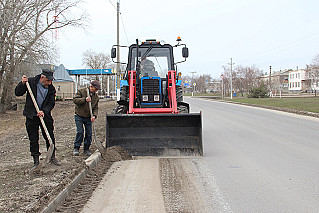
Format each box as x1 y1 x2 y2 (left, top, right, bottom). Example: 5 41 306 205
26 82 54 163
86 88 105 154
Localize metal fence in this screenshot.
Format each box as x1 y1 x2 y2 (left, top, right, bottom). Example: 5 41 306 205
55 93 75 101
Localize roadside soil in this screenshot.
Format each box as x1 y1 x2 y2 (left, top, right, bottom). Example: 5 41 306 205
0 98 127 212
54 146 132 212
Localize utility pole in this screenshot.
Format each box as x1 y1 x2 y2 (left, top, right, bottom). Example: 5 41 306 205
279 69 282 98
116 0 120 101
100 69 103 94
229 58 234 99
190 71 197 79
107 75 110 97
269 66 272 97
222 77 224 99
190 71 197 96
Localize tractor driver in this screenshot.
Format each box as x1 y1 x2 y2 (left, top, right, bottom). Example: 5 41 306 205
140 59 158 77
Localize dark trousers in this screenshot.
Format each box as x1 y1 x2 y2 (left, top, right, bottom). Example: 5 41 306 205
26 116 55 156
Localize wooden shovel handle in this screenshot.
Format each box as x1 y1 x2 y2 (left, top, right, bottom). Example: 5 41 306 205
25 82 54 146
86 88 105 153
86 88 94 118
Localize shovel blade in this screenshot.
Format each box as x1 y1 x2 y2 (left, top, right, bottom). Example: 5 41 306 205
45 145 54 163
106 113 203 156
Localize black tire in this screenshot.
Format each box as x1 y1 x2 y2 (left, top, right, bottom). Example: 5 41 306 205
120 86 129 101
113 105 128 114
178 105 189 114
176 85 183 102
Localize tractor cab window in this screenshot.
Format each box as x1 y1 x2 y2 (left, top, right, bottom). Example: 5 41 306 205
130 47 172 78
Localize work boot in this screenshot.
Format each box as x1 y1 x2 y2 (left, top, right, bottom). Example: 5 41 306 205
83 145 91 156
73 147 80 156
50 152 62 166
30 155 39 171
83 149 91 156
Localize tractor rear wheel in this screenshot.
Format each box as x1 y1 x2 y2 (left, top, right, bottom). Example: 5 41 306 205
176 85 183 102
120 86 129 101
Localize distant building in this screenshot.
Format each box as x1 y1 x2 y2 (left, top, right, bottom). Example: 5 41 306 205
288 69 308 92
306 67 319 92
260 70 289 93
207 79 221 93
53 64 75 100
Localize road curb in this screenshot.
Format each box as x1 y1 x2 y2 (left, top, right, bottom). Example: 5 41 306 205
198 97 319 119
223 100 319 118
41 150 102 213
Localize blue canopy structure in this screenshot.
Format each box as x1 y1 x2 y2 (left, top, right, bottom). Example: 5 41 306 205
67 69 114 75
66 68 117 95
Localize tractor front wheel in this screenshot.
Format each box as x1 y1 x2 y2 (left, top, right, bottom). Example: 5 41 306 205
114 105 128 114
177 105 189 114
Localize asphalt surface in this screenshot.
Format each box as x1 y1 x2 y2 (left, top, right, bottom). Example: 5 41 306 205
81 157 231 212
186 97 319 212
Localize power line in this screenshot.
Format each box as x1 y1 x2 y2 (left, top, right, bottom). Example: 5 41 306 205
120 13 130 45
106 0 129 45
242 30 319 63
107 0 117 10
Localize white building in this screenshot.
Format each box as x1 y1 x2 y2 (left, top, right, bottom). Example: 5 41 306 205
288 69 308 92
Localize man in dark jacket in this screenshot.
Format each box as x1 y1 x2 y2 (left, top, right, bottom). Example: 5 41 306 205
15 69 61 171
73 80 100 156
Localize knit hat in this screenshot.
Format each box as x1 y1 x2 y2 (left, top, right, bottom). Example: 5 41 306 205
91 80 101 90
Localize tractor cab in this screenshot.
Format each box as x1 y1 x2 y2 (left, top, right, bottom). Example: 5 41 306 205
127 40 175 78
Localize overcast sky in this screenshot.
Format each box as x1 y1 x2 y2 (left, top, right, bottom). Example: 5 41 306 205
57 0 319 78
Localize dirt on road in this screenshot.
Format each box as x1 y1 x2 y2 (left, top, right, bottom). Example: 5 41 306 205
81 157 232 213
0 98 129 212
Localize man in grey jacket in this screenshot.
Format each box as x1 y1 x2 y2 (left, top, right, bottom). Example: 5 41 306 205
73 80 100 156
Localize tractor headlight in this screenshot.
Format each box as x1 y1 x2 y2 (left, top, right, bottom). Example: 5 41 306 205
143 95 148 102
154 95 160 102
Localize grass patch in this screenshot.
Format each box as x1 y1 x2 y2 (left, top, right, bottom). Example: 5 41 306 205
184 93 221 97
227 97 319 113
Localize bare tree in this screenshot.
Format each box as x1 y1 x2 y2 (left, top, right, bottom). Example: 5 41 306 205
308 54 319 91
193 74 212 93
310 54 319 68
241 65 263 90
0 0 86 113
222 64 263 96
82 50 112 69
82 50 117 94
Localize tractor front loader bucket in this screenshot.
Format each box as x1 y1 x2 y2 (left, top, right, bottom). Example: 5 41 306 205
106 113 203 156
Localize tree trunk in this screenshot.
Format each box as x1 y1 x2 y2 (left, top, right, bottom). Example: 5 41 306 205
0 43 16 114
0 85 8 114
0 67 15 114
0 61 6 93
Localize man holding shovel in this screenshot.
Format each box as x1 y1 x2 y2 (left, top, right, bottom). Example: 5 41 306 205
15 69 61 171
73 80 100 156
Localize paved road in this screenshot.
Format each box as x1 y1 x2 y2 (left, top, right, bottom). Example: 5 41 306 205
186 97 319 212
82 158 231 212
